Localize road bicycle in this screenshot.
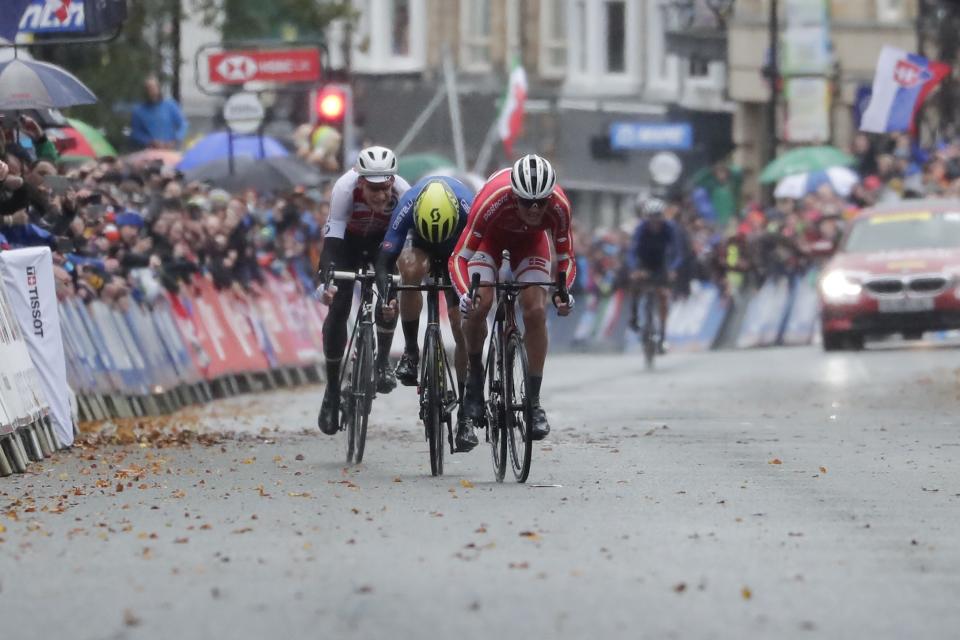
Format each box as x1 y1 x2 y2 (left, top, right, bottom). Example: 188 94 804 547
325 260 397 464
389 258 459 476
469 252 568 483
630 276 662 370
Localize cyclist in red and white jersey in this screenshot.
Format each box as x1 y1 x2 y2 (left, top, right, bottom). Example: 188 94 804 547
449 154 575 450
315 146 411 435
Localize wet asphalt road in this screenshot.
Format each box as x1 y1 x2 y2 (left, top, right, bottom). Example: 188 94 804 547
1 343 959 639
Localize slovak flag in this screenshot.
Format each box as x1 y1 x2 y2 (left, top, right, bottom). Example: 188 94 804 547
860 46 950 133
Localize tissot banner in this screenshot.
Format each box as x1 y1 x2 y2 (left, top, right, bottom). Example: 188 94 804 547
0 247 74 445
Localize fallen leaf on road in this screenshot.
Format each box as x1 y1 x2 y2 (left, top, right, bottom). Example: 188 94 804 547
232 527 253 534
475 526 487 533
508 562 529 570
769 459 782 465
115 483 124 493
460 479 474 489
356 585 373 594
172 489 187 499
273 455 283 463
393 477 403 483
295 454 305 461
741 586 752 600
58 473 69 481
241 458 255 465
141 547 152 559
0 524 5 533
123 610 141 627
257 485 269 497
288 492 311 498
174 537 189 544
674 583 687 593
519 531 541 541
819 466 827 474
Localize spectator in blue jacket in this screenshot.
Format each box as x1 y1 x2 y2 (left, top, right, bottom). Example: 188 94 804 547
130 76 188 151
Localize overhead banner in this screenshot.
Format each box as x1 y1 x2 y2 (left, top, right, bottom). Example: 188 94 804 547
0 247 74 445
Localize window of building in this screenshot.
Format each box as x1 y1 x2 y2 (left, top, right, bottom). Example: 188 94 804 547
689 57 710 78
461 0 492 70
539 0 567 77
605 1 626 74
391 0 410 56
576 0 588 74
349 0 425 74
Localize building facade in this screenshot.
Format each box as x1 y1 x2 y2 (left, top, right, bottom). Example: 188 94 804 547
325 0 734 231
727 0 918 181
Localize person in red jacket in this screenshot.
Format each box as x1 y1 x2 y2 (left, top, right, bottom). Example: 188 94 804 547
448 154 575 451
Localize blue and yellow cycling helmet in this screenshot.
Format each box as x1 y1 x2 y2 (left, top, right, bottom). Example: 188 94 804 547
414 179 459 243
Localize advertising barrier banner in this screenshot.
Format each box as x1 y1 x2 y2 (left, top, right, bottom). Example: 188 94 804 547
0 248 73 445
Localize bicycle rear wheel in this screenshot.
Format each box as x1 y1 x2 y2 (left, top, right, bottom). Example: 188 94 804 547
423 329 444 476
486 331 507 483
642 292 656 370
505 333 533 482
348 327 375 464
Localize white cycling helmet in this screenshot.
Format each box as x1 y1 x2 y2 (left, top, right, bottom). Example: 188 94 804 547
356 145 398 183
510 154 557 200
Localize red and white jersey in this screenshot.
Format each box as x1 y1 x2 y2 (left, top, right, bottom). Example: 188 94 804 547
450 168 576 296
325 169 412 240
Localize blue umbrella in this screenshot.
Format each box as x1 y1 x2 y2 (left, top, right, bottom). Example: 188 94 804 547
177 131 289 171
0 58 97 110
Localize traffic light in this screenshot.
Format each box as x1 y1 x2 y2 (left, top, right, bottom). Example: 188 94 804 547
313 84 349 125
310 83 353 171
315 87 346 122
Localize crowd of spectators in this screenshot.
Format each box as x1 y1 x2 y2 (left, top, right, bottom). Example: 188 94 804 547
0 114 331 311
574 130 960 304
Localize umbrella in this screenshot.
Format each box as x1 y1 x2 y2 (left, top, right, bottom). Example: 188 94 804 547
398 152 455 183
0 58 97 110
177 131 289 171
122 149 183 170
774 167 860 199
426 166 486 192
759 146 855 184
184 155 321 192
65 118 117 157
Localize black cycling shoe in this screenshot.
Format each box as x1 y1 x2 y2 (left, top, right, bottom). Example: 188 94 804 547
461 384 485 423
454 414 479 452
317 389 340 435
395 351 419 386
376 363 397 394
529 403 551 441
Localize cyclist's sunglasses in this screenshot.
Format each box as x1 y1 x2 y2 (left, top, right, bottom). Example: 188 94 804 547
517 196 549 208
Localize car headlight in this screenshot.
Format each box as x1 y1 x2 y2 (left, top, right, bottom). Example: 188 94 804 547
820 270 862 301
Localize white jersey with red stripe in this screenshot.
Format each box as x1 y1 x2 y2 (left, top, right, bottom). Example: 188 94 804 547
325 169 412 240
450 168 576 296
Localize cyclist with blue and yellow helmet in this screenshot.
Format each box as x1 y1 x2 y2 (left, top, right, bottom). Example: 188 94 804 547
375 175 476 450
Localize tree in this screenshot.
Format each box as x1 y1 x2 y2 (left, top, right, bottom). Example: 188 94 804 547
193 0 354 42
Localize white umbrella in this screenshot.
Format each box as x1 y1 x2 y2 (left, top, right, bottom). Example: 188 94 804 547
774 166 859 199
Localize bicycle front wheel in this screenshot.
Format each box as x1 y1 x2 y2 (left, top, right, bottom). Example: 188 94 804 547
505 333 533 482
423 329 444 476
487 331 507 483
348 327 375 464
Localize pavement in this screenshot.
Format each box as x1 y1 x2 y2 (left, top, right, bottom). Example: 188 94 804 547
1 343 959 639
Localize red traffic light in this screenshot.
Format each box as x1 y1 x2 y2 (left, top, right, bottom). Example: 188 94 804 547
315 87 346 121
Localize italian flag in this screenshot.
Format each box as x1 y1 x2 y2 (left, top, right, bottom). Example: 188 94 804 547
497 60 527 158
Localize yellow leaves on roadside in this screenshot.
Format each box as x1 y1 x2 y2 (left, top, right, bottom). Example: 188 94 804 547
241 458 255 465
460 479 474 489
820 466 828 474
287 492 311 498
741 586 753 600
519 531 541 541
769 458 782 465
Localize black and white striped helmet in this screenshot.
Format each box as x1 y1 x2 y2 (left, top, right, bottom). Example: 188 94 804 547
356 145 398 183
510 154 557 200
637 195 667 218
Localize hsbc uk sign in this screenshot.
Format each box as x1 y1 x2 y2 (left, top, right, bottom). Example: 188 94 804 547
207 48 321 85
